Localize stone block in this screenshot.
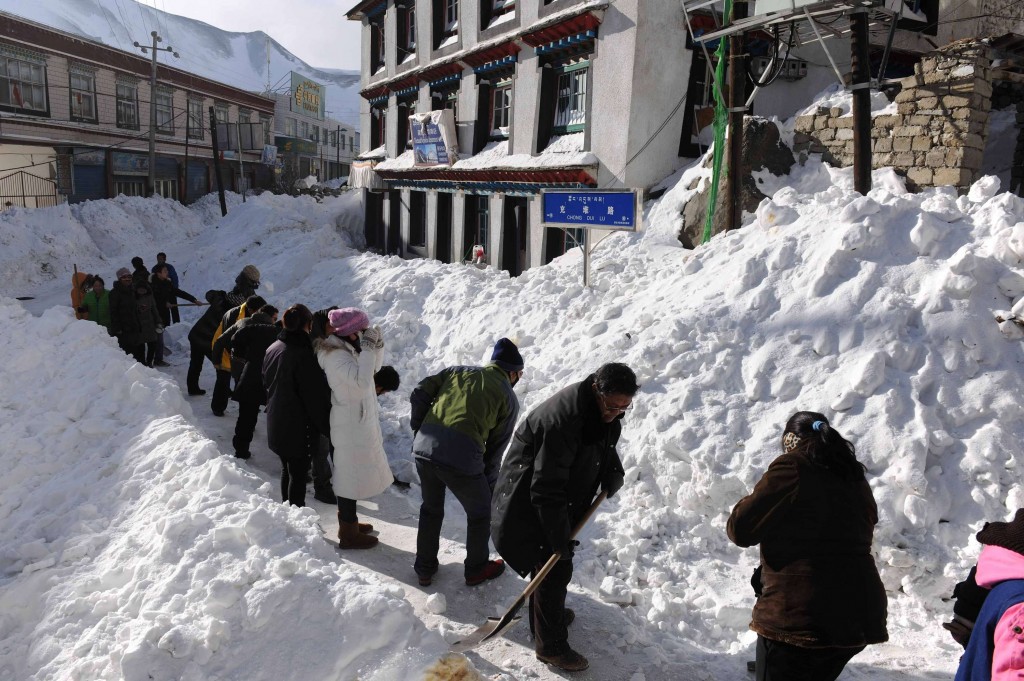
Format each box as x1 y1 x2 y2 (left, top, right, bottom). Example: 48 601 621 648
814 117 828 130
945 147 983 168
830 107 843 117
875 137 893 153
919 96 939 109
837 154 854 167
874 151 894 166
844 141 855 153
907 167 934 186
893 151 916 166
795 115 816 131
934 167 971 186
920 57 938 74
895 89 917 104
898 102 918 115
942 95 972 108
834 117 854 129
818 128 836 141
952 108 988 122
909 115 932 126
893 125 925 137
925 149 946 167
913 136 933 152
835 128 854 141
893 137 912 152
874 115 900 128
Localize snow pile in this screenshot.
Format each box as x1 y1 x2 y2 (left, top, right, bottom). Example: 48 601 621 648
0 301 452 680
4 148 1024 677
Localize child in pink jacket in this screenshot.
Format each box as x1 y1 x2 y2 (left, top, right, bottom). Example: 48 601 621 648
954 510 1024 681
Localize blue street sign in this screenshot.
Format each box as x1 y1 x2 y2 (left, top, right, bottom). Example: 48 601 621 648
542 190 638 230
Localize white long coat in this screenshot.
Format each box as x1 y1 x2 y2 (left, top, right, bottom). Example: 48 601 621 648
316 335 392 500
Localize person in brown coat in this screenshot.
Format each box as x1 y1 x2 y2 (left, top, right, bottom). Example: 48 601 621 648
727 411 888 681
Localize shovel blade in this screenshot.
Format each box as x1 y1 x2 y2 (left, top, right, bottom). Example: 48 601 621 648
448 615 521 653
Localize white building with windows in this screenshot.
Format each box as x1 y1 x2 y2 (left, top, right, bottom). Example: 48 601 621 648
0 12 276 206
270 92 360 181
346 0 693 273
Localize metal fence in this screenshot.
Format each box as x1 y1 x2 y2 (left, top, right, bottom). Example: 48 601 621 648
0 171 60 209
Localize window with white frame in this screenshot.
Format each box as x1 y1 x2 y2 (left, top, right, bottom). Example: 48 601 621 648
115 179 145 197
238 108 252 123
491 0 514 16
155 89 174 133
187 98 204 139
116 82 139 130
491 79 511 136
300 120 310 139
285 117 297 137
0 55 47 113
154 179 178 200
446 0 458 31
215 103 229 123
371 19 385 72
554 61 587 132
260 114 272 143
70 72 97 122
406 5 417 51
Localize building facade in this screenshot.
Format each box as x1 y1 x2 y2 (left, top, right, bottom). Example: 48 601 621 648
0 12 276 207
347 0 693 273
270 91 360 182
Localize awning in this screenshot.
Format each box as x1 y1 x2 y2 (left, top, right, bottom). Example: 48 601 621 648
349 159 387 190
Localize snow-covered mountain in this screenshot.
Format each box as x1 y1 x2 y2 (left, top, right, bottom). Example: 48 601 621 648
0 1 362 125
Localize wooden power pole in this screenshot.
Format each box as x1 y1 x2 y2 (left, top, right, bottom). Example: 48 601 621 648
132 31 178 197
726 1 749 231
850 8 872 195
210 107 227 217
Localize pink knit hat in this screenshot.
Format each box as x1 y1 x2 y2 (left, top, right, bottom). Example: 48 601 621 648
328 307 370 337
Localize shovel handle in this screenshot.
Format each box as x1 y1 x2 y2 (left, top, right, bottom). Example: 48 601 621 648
513 491 608 606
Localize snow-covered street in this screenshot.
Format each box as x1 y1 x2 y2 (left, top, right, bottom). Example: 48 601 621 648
3 150 1024 678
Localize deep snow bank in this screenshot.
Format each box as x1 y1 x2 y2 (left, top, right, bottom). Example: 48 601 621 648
0 300 450 680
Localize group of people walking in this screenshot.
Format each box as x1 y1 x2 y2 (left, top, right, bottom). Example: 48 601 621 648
71 258 1017 679
76 252 199 367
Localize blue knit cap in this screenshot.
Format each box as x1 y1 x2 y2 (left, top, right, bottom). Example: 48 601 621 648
490 338 524 372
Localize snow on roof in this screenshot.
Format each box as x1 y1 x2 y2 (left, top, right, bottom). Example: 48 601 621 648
358 144 388 161
375 133 597 172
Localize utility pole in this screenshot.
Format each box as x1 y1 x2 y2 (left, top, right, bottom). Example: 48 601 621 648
850 8 872 195
336 125 341 178
236 120 246 202
210 106 227 216
133 31 178 197
726 1 748 232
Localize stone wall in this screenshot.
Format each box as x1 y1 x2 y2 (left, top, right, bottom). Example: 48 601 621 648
793 40 995 192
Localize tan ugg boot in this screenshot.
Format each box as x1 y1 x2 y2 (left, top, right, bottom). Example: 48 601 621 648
336 510 373 534
338 520 378 549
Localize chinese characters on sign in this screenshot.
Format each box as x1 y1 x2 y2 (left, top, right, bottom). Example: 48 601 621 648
290 72 325 120
410 110 458 168
542 191 638 230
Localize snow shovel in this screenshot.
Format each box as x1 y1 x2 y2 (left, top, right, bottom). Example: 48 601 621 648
449 491 607 653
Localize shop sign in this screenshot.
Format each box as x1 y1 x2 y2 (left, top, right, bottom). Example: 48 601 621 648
275 136 317 155
111 152 148 176
410 110 458 168
291 72 325 120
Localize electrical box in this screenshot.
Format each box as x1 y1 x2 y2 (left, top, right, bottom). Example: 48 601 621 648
752 56 808 80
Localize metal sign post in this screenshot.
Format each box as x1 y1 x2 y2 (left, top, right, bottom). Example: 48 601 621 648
540 189 642 287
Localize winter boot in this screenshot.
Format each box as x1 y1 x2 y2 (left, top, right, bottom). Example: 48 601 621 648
336 510 372 534
536 647 589 672
465 559 506 586
338 521 378 549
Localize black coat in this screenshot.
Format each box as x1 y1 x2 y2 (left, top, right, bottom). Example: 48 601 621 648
187 290 228 353
230 315 280 405
491 375 626 577
262 329 331 457
226 273 257 307
108 281 141 345
150 276 197 327
133 284 162 344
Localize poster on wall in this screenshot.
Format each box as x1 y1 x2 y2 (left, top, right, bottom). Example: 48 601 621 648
261 145 278 165
290 72 325 120
409 110 458 168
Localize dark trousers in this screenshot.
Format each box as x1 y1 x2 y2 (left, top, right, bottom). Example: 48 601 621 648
755 637 864 681
187 342 206 392
312 435 334 496
337 496 358 522
119 337 145 363
414 458 492 578
154 333 165 363
529 557 574 656
275 448 311 507
233 400 261 456
211 369 232 414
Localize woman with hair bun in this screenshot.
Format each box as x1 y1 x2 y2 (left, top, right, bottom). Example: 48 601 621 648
727 411 888 681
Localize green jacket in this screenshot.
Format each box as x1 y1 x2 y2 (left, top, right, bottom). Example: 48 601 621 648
410 363 520 485
82 289 112 332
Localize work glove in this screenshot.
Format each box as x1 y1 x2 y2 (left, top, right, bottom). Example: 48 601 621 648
156 325 164 335
361 325 383 350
